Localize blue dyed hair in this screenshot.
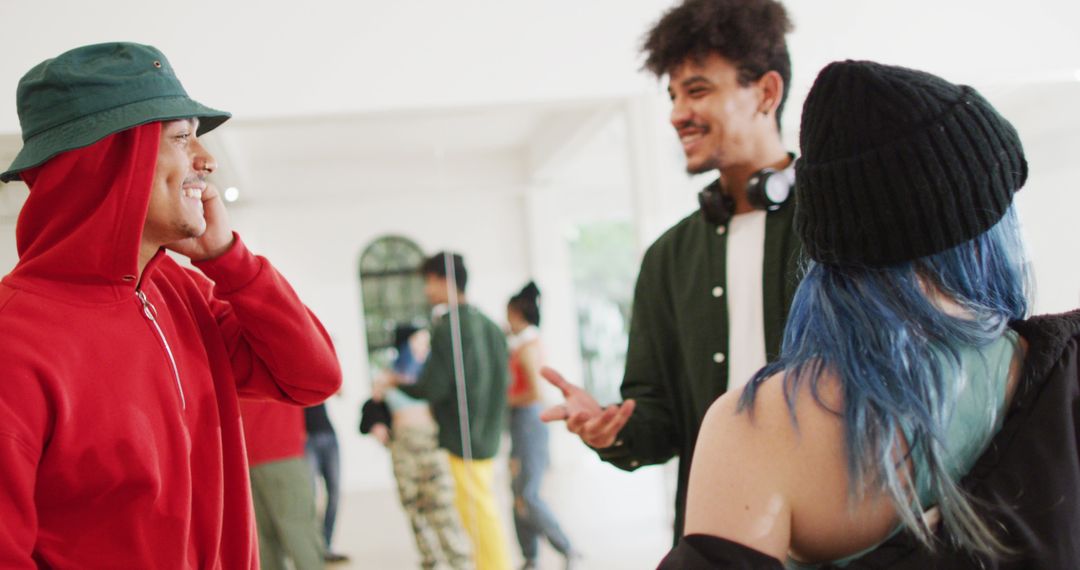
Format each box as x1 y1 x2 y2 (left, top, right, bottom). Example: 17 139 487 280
740 207 1030 555
392 330 424 382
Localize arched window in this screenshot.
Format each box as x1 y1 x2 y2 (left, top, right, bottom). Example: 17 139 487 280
358 236 429 366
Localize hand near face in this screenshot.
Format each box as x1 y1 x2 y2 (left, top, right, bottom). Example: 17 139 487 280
147 120 234 263
539 366 636 449
166 183 235 261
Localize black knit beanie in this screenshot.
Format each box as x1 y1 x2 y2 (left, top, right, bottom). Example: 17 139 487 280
794 60 1027 267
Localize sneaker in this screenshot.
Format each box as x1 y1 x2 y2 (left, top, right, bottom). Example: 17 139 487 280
325 552 350 563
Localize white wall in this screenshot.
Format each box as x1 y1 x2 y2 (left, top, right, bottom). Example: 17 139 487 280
996 82 1080 314
0 183 24 273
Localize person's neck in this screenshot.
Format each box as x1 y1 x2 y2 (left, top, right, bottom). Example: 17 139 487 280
136 241 161 283
508 325 539 349
720 136 790 215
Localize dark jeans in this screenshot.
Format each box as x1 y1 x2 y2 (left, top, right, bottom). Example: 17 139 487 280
305 430 341 550
510 404 572 562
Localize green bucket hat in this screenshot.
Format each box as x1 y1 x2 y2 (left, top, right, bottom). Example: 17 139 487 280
1 42 231 183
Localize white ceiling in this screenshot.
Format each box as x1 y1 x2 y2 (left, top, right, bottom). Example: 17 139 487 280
224 100 608 163
1 0 1078 202
1 0 1078 134
202 98 624 201
0 0 673 133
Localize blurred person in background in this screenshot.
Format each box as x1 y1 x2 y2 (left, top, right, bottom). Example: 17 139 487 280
305 402 349 563
241 399 325 570
367 324 474 570
506 282 578 570
389 252 513 570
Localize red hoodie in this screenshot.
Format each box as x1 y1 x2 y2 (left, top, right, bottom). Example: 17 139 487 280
0 123 342 568
239 399 307 467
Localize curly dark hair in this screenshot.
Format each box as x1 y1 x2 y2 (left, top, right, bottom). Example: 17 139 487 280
642 0 793 126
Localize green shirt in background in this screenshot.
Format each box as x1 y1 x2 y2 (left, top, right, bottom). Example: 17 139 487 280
399 304 510 460
596 203 803 543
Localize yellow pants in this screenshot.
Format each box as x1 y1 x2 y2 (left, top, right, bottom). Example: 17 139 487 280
447 455 512 570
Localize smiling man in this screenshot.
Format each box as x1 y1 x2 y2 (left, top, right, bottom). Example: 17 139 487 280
0 42 342 567
541 0 803 543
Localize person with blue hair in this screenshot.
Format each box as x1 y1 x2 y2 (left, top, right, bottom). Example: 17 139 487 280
661 60 1080 568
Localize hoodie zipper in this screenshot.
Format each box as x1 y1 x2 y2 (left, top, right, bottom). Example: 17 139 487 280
136 290 187 410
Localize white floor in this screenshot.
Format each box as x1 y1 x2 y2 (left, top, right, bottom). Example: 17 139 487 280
324 428 675 570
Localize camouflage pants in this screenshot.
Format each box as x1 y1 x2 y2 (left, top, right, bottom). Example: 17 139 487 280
391 423 474 570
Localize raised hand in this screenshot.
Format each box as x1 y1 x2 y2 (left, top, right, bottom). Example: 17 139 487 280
539 366 636 449
167 183 235 262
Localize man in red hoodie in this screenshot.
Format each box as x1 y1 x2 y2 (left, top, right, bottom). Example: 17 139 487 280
0 42 342 567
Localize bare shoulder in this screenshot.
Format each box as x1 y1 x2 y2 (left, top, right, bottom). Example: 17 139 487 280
695 370 844 465
684 370 894 562
682 373 809 559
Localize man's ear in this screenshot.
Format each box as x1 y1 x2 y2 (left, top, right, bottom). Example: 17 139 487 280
756 70 784 117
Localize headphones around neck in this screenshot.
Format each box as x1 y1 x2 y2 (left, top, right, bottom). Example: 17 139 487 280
698 155 796 226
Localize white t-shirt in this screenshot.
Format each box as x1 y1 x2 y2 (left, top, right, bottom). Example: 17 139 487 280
725 210 768 392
